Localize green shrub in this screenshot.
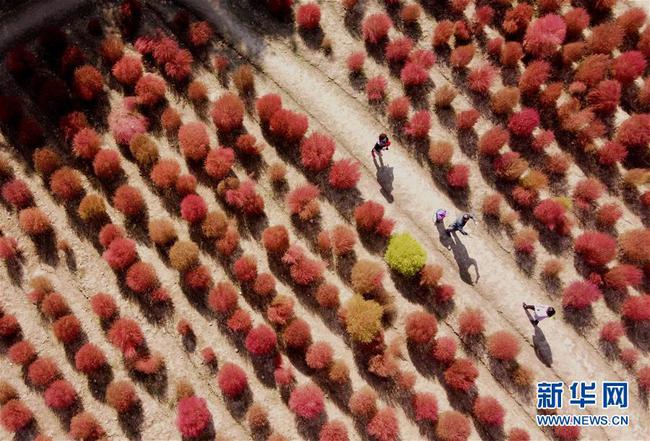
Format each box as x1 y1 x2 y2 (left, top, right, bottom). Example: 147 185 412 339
345 295 383 343
384 232 426 277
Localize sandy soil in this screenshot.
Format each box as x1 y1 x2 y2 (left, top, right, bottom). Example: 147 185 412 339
0 0 648 440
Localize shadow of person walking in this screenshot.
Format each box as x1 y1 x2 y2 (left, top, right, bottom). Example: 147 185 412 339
373 154 394 203
435 221 480 285
524 308 554 367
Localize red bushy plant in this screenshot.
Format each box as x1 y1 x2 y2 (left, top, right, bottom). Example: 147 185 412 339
362 13 392 44
604 264 643 290
500 41 523 66
597 141 627 165
573 178 604 209
179 122 210 162
487 331 520 361
562 281 602 309
611 51 646 84
444 358 478 391
524 14 566 58
553 425 581 441
405 311 437 344
433 336 457 364
44 380 77 409
0 237 18 261
366 76 387 101
205 148 235 180
73 65 104 101
300 132 335 171
519 61 550 95
90 293 117 320
319 420 348 441
180 194 207 224
588 22 623 54
329 159 361 190
262 225 289 254
28 357 59 387
207 282 238 314
1 179 32 209
112 55 142 86
348 386 377 418
473 396 505 426
53 314 81 344
93 149 121 180
176 396 211 438
106 380 138 413
405 110 431 138
0 399 33 432
126 262 158 293
113 185 144 217
50 167 82 201
256 93 282 124
19 208 51 236
446 164 469 188
245 324 277 356
287 184 320 220
135 74 166 106
188 21 213 46
108 318 143 358
283 318 312 349
533 199 570 234
587 80 621 114
75 343 107 374
508 108 539 137
479 126 509 156
306 341 333 370
596 203 623 228
316 283 339 308
450 44 475 68
217 363 248 398
458 308 485 337
386 37 413 64
468 65 495 94
387 96 409 120
289 383 324 419
432 20 454 47
233 255 258 283
367 407 398 441
621 295 650 322
600 321 624 342
413 392 438 423
269 109 309 143
574 231 616 266
225 180 265 216
616 114 650 149
436 410 470 441
456 109 479 130
8 341 36 366
212 93 244 133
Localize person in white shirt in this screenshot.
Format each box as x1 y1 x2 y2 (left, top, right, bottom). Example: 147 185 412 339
522 302 555 326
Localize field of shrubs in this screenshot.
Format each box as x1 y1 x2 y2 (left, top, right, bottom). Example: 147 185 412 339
0 0 649 439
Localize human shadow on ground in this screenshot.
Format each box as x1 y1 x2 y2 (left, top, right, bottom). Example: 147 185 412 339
372 154 394 203
524 308 554 367
435 222 479 285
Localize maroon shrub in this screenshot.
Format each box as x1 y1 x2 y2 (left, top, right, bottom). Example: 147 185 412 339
562 281 602 309
574 231 616 266
217 363 248 398
300 132 335 171
289 383 324 419
329 159 361 190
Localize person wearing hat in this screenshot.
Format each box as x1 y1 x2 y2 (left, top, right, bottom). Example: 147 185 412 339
522 303 555 326
371 133 391 159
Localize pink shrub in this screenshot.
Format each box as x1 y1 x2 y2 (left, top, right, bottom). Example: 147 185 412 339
405 110 431 138
574 231 616 266
74 65 104 101
367 407 398 441
8 341 36 366
269 109 309 143
109 98 148 145
409 50 435 69
176 396 211 438
468 65 495 94
205 148 235 180
181 194 207 224
597 141 627 165
113 185 144 217
233 255 257 283
444 358 478 392
179 122 210 162
305 342 333 370
562 281 602 309
508 108 539 137
600 321 625 342
366 76 387 101
413 392 438 423
44 380 77 409
553 425 581 441
112 55 142 86
0 399 33 432
474 396 505 427
605 264 643 290
519 61 550 95
1 179 32 209
217 363 248 398
479 127 509 156
447 164 469 188
256 94 282 124
0 237 18 261
289 383 324 419
487 331 520 361
524 14 566 58
362 13 392 44
189 21 213 46
207 282 238 314
126 262 158 293
405 311 437 344
611 51 646 83
283 319 312 349
75 343 107 374
319 420 348 441
108 318 143 358
225 180 265 216
621 295 650 322
90 293 117 320
432 336 457 364
347 52 365 73
587 80 621 114
573 178 604 209
616 114 650 148
93 149 122 180
135 74 166 106
500 41 523 66
300 133 335 171
287 184 320 219
386 37 413 64
534 199 570 234
245 324 277 356
450 44 474 68
102 238 137 271
400 62 428 87
329 159 361 190
212 93 244 133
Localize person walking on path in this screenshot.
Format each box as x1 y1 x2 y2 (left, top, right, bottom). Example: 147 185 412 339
523 302 555 326
445 213 475 236
371 133 390 161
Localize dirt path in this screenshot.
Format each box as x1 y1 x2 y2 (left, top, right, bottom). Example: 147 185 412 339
183 1 650 439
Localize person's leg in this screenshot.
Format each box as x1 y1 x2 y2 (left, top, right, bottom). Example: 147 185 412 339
458 226 468 236
532 319 539 326
524 304 534 311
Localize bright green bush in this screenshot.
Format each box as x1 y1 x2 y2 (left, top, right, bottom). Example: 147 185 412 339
384 232 426 277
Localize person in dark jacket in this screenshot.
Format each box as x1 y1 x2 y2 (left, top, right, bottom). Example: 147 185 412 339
371 133 391 159
446 213 476 236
